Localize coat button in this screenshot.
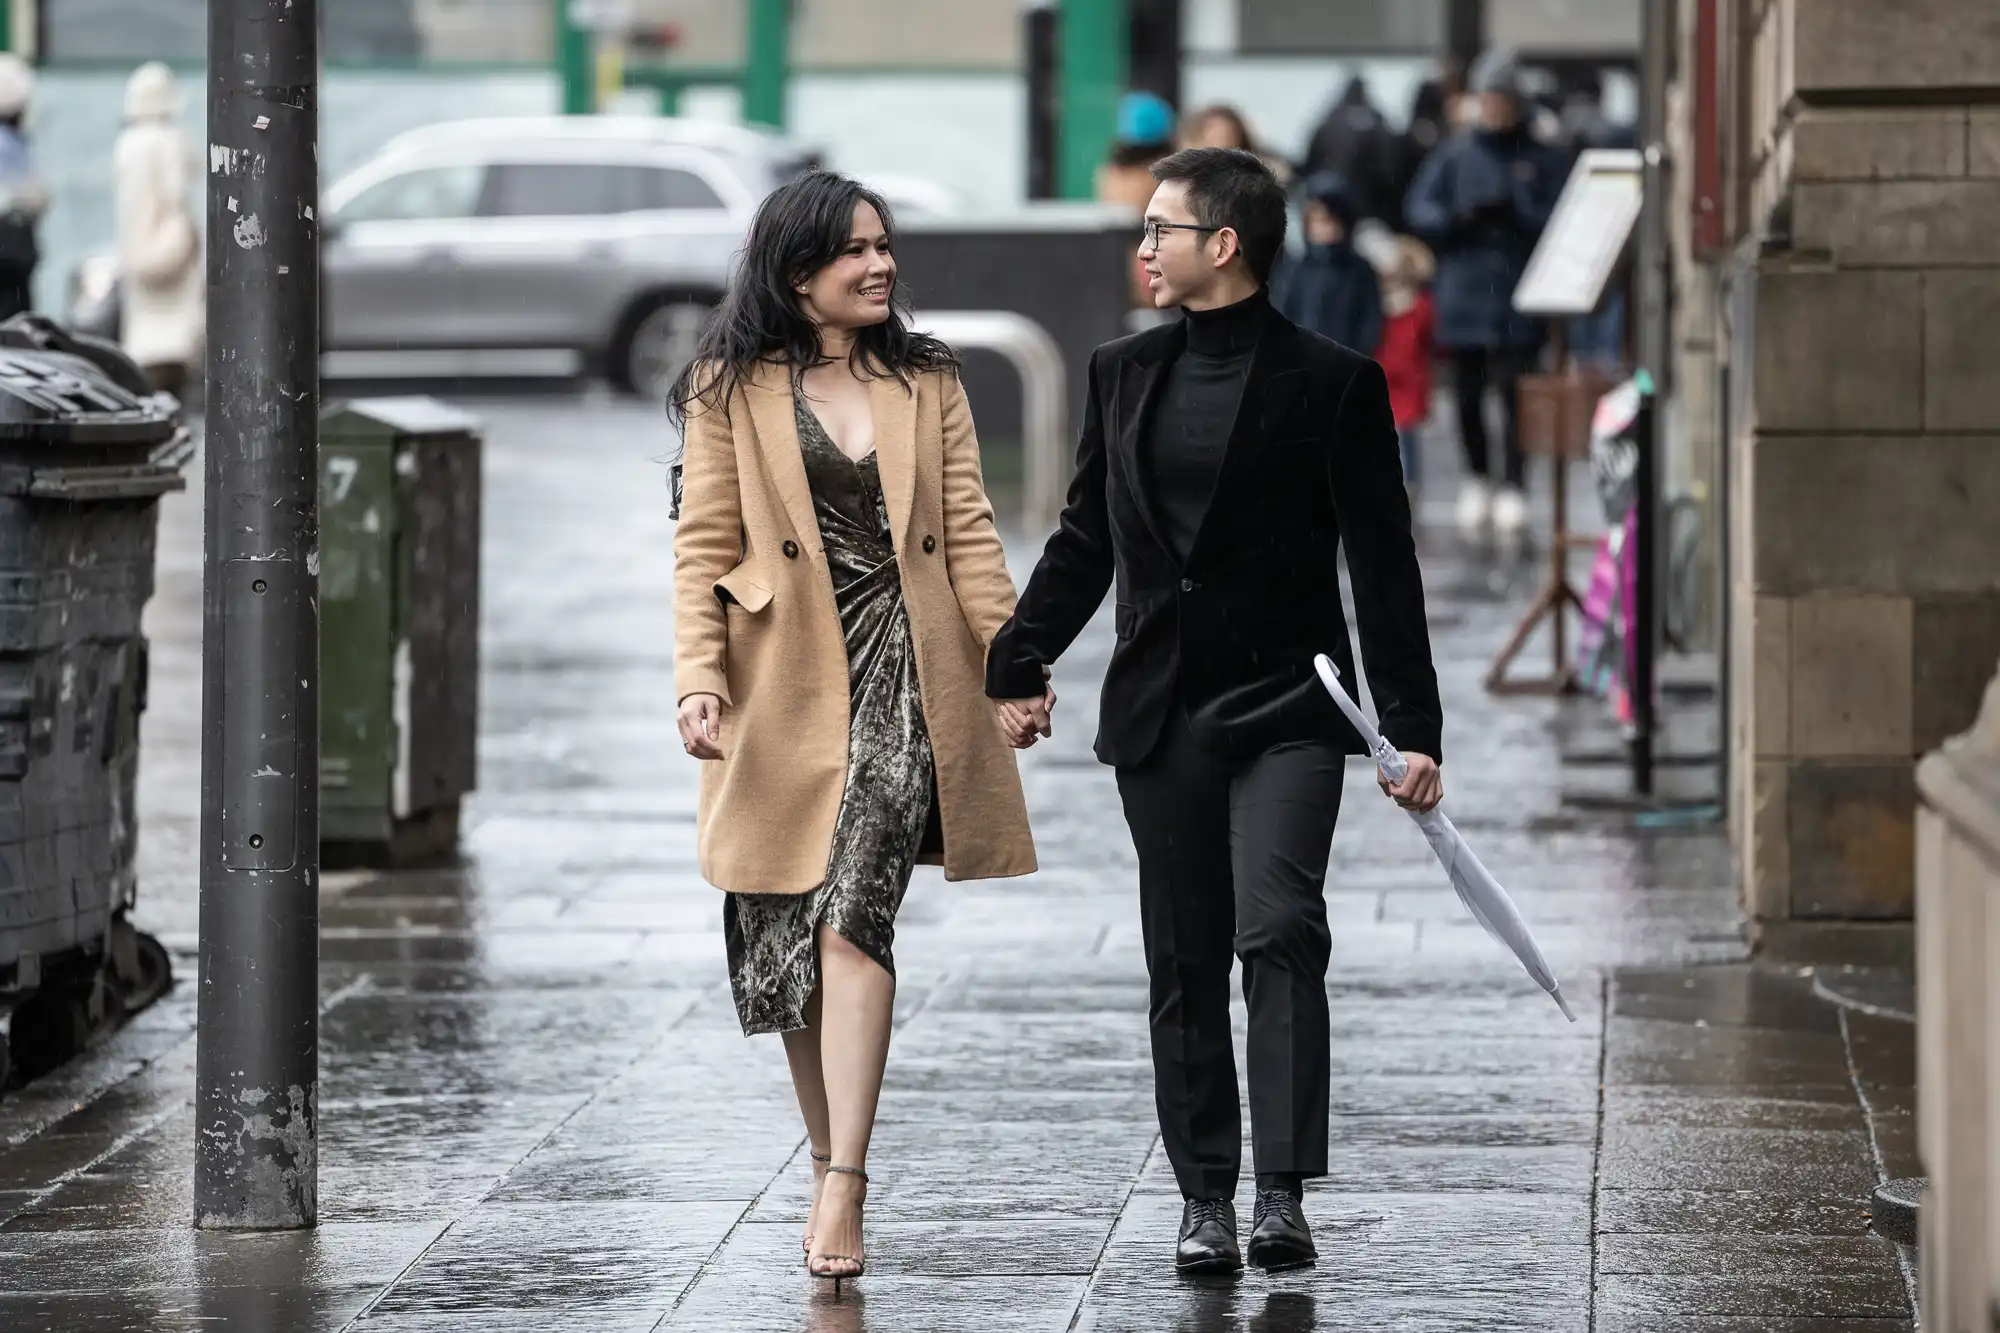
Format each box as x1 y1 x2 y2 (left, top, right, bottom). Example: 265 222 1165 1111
922 535 937 554
1180 578 1195 593
782 540 799 559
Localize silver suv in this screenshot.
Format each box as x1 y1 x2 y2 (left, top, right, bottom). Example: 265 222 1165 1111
320 116 804 397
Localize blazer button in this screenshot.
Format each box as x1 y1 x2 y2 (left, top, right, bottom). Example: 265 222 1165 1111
1180 578 1195 593
782 540 800 560
922 535 937 554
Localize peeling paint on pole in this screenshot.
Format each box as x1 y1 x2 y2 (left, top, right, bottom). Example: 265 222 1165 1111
195 0 322 1232
196 1084 318 1227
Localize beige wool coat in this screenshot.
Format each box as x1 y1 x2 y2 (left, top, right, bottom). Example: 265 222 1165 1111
672 360 1037 895
114 63 204 372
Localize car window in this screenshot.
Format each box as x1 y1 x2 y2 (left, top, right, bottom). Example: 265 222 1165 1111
336 165 485 223
480 162 727 217
642 167 725 211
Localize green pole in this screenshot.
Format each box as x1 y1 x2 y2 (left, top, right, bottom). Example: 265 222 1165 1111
557 0 593 115
1058 0 1124 199
743 0 789 130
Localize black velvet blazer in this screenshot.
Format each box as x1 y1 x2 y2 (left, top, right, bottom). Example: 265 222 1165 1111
986 300 1443 769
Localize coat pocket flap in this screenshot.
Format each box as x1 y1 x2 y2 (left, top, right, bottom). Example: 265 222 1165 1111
714 568 773 613
1114 602 1137 639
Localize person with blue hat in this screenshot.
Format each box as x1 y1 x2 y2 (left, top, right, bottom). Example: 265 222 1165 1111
1098 91 1181 308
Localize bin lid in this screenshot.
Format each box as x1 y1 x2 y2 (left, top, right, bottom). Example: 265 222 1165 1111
0 348 178 446
322 396 483 439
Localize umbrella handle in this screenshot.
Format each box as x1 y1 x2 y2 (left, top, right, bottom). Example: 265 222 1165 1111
1313 654 1410 783
1371 736 1409 784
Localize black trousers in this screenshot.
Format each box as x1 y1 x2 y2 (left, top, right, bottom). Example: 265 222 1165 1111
1116 712 1345 1200
1452 346 1528 489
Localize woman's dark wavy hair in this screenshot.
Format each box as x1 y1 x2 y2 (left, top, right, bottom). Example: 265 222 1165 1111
666 169 956 516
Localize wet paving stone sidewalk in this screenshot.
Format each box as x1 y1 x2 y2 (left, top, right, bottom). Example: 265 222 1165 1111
0 400 1916 1330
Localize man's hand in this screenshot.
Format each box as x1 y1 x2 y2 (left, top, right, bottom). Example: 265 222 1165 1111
677 693 725 761
1379 752 1442 812
994 686 1057 749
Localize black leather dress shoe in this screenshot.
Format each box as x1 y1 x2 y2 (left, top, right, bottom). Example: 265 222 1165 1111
1176 1197 1242 1275
1246 1188 1317 1272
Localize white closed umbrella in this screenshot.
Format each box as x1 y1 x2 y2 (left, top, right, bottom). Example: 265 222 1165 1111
1314 655 1577 1022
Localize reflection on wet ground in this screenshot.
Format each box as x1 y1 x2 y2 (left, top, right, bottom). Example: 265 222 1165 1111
0 402 1914 1329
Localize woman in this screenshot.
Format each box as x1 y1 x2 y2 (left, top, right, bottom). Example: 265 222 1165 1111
1178 103 1253 153
669 171 1041 1289
1179 102 1292 184
114 62 204 394
0 55 44 321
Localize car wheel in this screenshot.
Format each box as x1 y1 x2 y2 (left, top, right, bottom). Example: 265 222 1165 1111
620 297 712 401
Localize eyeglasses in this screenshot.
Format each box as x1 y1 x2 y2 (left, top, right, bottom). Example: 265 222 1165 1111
1141 220 1220 249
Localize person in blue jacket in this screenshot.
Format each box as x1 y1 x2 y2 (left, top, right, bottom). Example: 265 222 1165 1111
1404 49 1567 541
1270 171 1383 358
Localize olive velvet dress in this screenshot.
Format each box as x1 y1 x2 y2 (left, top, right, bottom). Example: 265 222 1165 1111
723 393 935 1036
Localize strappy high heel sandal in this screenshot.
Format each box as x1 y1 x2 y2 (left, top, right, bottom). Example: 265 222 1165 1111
802 1151 831 1260
807 1165 868 1294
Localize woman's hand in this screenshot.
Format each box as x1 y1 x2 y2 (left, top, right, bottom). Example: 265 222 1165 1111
678 693 725 761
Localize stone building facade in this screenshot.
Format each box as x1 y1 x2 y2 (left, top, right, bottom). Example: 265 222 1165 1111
1685 0 2000 958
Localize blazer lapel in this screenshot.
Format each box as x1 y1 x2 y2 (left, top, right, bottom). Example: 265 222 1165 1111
1187 310 1309 564
1116 326 1183 558
742 361 821 556
868 373 918 548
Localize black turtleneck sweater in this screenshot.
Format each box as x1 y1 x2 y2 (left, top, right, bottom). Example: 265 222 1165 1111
1147 289 1266 562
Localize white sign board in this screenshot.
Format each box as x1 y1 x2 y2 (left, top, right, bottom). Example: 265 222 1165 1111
1512 148 1643 317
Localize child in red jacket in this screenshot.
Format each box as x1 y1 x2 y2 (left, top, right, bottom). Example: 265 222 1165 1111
1372 234 1437 507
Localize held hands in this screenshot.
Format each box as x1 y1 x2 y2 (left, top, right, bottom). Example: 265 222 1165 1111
1379 752 1443 813
678 693 725 761
994 686 1057 749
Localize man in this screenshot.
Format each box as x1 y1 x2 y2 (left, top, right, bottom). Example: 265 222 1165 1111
1299 74 1403 230
986 148 1444 1275
1404 48 1568 541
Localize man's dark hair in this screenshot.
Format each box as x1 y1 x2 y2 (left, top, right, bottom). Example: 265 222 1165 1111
1149 147 1289 283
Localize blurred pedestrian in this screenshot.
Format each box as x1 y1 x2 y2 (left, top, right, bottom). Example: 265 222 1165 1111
1559 70 1637 152
1269 171 1382 357
1404 48 1566 541
114 62 203 395
1098 91 1179 308
1178 102 1291 184
1370 234 1437 504
669 170 1037 1291
1396 59 1463 184
986 146 1442 1279
0 55 46 321
1096 90 1177 212
1299 74 1403 228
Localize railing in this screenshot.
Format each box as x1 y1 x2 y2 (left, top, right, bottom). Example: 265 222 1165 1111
1913 658 2000 1330
911 311 1069 534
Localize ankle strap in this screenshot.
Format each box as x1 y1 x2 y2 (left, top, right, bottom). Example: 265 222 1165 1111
809 1151 831 1163
825 1164 868 1181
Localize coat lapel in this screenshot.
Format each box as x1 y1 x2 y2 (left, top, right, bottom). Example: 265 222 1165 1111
741 361 821 556
868 372 918 548
1116 326 1183 558
1186 308 1309 565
